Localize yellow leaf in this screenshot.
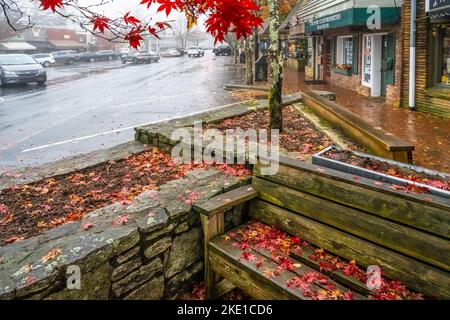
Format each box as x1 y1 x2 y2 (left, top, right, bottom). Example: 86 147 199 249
186 14 197 30
41 248 62 263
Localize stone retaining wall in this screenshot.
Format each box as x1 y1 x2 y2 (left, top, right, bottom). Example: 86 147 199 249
0 168 249 300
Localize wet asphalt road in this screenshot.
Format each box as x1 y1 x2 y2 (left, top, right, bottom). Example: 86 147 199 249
0 52 244 171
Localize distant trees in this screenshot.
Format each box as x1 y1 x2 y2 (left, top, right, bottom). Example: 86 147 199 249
173 15 208 50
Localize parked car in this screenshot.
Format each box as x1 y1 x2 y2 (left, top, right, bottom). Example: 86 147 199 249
80 51 97 62
0 54 47 86
121 51 160 64
51 50 80 65
187 47 204 57
95 50 118 61
160 49 182 57
31 53 55 67
214 44 232 56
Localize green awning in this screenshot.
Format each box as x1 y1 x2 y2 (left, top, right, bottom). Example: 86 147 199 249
305 7 401 33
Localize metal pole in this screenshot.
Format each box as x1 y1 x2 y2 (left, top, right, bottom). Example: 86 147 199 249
409 0 417 110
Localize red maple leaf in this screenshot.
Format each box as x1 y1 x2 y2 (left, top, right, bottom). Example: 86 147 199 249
112 215 129 225
125 29 144 49
148 27 160 39
155 21 171 30
156 0 180 15
82 222 93 230
123 12 142 26
39 0 63 12
92 16 109 33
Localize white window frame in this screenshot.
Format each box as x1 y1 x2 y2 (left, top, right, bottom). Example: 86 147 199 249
336 35 353 66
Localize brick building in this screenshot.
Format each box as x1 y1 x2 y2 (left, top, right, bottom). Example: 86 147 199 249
289 0 403 105
401 0 450 117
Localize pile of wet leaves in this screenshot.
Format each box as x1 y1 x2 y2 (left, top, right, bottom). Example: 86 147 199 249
225 221 426 300
205 107 336 158
323 148 450 193
0 147 250 245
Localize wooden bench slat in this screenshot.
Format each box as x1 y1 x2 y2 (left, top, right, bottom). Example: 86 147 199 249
290 246 375 297
254 161 450 239
194 185 258 216
252 176 450 271
249 199 450 299
209 238 305 300
227 224 367 300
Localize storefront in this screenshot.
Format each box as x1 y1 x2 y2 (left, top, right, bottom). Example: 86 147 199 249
294 0 403 102
402 0 450 118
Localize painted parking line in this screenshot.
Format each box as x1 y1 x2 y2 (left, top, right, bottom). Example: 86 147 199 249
20 99 249 154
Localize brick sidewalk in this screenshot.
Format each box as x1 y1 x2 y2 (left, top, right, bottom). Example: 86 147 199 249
282 69 450 173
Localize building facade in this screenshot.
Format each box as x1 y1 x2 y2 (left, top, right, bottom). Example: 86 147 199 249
401 0 450 117
291 0 404 105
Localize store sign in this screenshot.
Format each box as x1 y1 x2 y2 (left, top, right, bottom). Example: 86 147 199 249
427 0 450 21
305 7 400 33
306 10 352 33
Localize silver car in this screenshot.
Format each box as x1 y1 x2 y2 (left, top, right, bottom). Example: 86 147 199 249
0 54 47 86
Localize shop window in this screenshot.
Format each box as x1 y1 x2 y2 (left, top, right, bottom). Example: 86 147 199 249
432 24 450 87
307 37 313 67
335 36 353 72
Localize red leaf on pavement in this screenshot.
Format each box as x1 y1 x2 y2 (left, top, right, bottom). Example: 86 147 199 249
112 215 129 225
82 222 93 230
4 236 23 244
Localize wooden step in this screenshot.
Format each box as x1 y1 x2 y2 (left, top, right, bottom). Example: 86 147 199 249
227 226 367 300
209 223 366 300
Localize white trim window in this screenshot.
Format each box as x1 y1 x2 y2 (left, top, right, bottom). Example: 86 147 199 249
362 35 372 87
336 35 353 68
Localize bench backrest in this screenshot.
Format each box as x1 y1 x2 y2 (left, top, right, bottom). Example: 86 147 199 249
251 157 450 299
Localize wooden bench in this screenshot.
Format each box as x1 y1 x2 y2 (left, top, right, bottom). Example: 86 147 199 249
194 157 450 300
301 91 415 164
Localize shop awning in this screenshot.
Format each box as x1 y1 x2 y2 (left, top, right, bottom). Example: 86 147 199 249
48 40 86 50
427 0 450 22
297 0 402 34
0 42 37 51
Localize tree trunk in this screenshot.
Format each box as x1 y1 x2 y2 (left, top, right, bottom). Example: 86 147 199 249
244 38 254 85
268 0 283 130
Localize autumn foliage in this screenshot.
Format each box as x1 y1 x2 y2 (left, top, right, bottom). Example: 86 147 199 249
36 0 263 48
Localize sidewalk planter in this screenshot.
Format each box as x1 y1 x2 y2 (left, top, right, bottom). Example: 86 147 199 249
313 146 450 199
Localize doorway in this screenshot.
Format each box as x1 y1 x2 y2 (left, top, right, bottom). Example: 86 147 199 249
381 34 396 97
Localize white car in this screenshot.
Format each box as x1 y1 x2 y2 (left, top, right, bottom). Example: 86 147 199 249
31 53 55 67
187 47 204 57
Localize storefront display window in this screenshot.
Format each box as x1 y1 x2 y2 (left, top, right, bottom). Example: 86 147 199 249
362 35 372 86
440 25 450 86
335 36 353 70
307 37 313 67
433 24 450 87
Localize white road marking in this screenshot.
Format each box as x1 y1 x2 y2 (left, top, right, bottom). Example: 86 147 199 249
20 100 250 154
0 97 5 103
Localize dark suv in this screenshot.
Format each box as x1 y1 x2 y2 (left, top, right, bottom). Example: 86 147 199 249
0 54 47 86
96 50 118 61
214 44 232 56
51 50 80 65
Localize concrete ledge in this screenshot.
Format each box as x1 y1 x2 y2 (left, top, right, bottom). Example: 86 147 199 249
301 91 415 163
